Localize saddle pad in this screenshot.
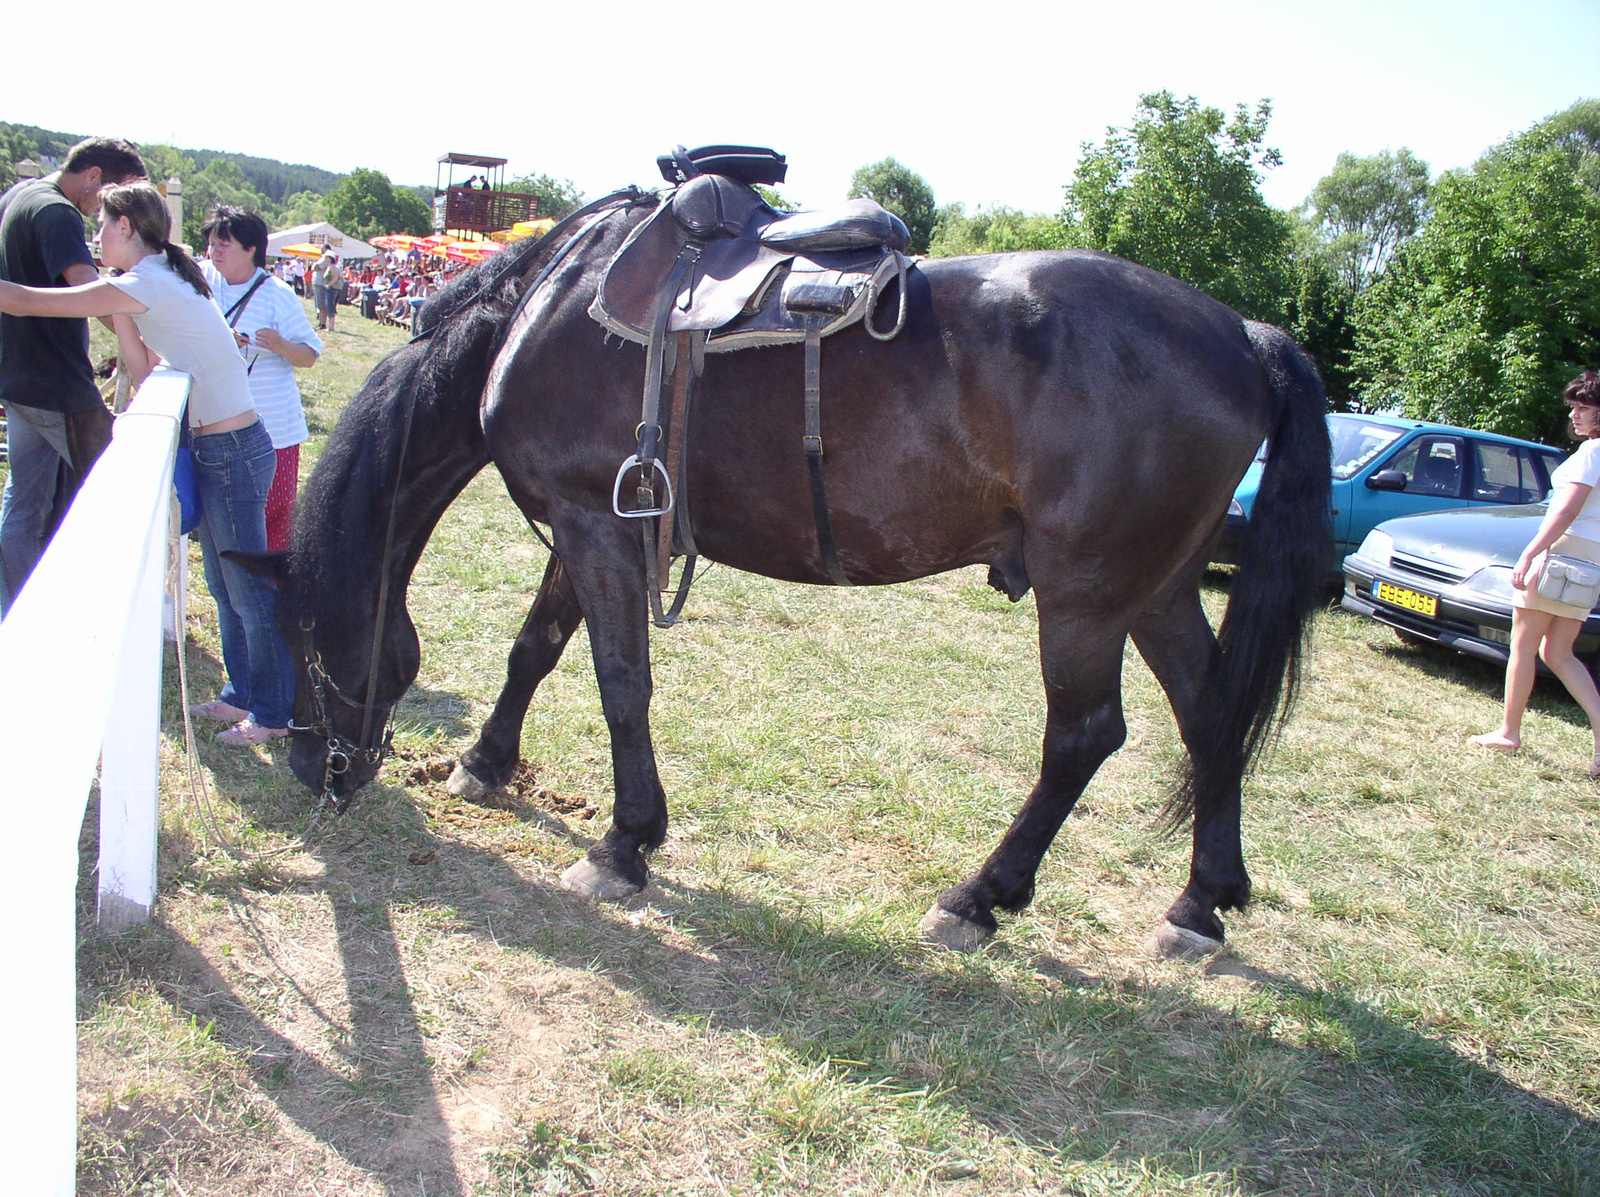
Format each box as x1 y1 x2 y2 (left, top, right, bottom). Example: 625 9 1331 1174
700 251 907 352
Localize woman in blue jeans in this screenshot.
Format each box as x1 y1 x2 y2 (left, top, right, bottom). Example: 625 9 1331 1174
0 183 295 746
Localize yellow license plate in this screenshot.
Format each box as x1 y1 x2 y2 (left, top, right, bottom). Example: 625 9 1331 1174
1374 580 1438 618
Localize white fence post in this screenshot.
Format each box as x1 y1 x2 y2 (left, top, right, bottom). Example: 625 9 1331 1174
96 492 174 930
0 370 189 1197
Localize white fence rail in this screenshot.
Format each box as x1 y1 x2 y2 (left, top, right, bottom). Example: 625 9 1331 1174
0 369 188 1197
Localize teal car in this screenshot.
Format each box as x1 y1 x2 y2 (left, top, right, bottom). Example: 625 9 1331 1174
1216 413 1566 567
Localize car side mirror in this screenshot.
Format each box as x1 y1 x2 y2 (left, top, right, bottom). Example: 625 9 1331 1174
1368 470 1408 491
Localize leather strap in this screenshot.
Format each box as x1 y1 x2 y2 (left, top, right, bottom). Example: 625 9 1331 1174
657 332 694 583
643 332 701 628
803 314 850 586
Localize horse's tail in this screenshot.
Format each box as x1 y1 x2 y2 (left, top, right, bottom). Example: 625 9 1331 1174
1168 320 1331 824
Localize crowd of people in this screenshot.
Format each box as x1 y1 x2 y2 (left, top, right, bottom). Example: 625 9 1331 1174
273 248 462 333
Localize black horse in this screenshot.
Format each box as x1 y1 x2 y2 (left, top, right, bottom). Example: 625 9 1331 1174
271 189 1331 957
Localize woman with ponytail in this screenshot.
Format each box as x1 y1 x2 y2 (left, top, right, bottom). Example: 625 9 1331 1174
0 182 296 748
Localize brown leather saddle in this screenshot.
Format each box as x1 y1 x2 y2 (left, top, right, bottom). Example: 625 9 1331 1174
595 146 915 624
589 173 911 351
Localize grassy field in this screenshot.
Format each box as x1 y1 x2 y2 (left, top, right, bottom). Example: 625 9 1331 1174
72 307 1600 1196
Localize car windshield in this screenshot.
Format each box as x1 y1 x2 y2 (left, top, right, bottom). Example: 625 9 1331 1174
1329 414 1406 480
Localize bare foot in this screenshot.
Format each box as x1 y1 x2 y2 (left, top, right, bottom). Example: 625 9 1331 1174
1469 733 1519 754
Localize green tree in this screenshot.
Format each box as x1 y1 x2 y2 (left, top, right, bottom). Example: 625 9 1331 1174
182 156 269 247
138 143 194 188
505 172 586 220
755 185 798 213
277 189 327 229
928 203 1067 257
1481 98 1600 197
1302 148 1430 292
325 167 430 240
1353 121 1600 439
0 124 40 192
848 157 937 255
1283 252 1359 410
1061 91 1292 322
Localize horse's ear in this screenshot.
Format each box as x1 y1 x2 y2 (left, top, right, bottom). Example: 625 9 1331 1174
222 550 289 584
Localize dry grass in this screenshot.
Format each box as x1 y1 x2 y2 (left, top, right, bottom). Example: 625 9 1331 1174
73 308 1600 1196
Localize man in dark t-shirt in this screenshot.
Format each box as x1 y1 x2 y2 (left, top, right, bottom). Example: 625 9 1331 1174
0 136 144 614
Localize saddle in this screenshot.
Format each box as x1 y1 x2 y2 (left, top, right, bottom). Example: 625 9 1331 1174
591 146 916 624
589 170 910 351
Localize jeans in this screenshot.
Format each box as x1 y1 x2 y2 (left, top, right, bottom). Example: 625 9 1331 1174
0 402 71 615
192 419 295 729
0 402 116 614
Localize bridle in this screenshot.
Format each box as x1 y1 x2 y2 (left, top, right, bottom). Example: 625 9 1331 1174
288 633 392 813
286 189 648 815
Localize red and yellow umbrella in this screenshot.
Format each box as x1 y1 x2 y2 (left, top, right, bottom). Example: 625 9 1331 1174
418 234 459 256
371 234 428 252
275 243 324 259
446 240 503 262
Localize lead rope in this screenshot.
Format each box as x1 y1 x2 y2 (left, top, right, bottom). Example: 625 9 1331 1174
169 520 336 860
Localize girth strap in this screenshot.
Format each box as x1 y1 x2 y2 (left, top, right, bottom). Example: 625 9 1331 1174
800 308 851 586
646 331 700 628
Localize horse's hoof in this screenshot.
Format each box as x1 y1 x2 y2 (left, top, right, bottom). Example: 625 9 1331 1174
920 905 993 952
445 762 491 801
560 858 643 903
1147 920 1223 960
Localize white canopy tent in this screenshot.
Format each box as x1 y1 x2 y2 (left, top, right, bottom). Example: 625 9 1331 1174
265 222 377 260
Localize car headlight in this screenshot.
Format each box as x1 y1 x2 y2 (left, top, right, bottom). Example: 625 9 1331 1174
1355 529 1393 567
1462 566 1516 601
1228 498 1244 518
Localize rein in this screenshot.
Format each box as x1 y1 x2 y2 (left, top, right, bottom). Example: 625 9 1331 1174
290 189 648 811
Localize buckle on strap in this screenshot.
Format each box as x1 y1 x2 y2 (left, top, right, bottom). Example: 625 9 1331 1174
612 455 675 518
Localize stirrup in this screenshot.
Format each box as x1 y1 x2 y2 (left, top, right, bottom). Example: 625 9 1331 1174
612 456 674 518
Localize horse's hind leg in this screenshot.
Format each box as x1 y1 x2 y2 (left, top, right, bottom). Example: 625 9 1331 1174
448 554 584 800
1130 570 1248 959
923 609 1128 951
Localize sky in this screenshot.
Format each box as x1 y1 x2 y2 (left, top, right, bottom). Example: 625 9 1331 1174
2 0 1595 216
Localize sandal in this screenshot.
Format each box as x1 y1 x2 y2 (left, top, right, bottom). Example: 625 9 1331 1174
216 720 289 747
190 699 250 723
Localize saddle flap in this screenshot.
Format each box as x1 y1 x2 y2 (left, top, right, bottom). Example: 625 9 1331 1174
668 240 790 332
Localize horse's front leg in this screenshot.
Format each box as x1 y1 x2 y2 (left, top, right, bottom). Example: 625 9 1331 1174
448 553 584 799
546 513 667 902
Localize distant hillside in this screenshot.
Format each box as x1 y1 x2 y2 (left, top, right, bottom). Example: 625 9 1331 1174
1 122 345 200
184 148 342 203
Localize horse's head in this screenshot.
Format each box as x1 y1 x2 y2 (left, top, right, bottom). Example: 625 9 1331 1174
273 554 421 803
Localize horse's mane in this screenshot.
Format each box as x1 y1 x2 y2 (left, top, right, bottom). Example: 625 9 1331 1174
285 191 656 644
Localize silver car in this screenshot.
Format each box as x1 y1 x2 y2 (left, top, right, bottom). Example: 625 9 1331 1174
1342 503 1600 670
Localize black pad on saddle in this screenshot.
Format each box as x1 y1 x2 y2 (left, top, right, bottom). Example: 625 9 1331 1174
591 169 912 352
657 144 788 187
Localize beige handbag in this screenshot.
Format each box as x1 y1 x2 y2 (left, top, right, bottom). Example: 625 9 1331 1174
1535 553 1600 610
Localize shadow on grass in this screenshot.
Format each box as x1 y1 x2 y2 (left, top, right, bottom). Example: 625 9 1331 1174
1364 630 1600 730
80 755 1600 1197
